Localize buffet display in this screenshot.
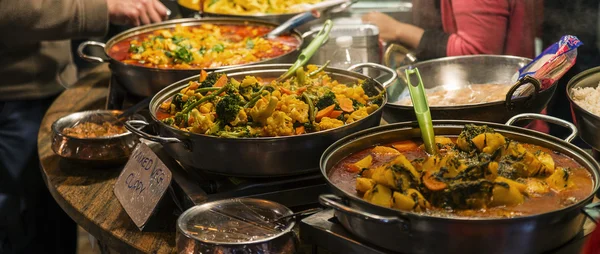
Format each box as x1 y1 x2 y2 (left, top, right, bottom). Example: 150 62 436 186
43 10 600 254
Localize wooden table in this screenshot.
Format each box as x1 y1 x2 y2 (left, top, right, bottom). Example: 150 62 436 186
37 65 176 254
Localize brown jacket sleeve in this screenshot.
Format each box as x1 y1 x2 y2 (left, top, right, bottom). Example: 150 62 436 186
0 0 109 45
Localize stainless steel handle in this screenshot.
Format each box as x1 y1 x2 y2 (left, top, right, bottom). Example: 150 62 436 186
383 43 417 67
319 194 410 230
77 41 108 63
125 120 182 144
268 11 318 38
505 113 578 142
347 63 398 88
583 202 600 224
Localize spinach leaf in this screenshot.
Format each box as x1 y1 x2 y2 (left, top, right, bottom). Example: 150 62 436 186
174 46 193 63
128 44 145 54
246 39 255 49
212 44 225 53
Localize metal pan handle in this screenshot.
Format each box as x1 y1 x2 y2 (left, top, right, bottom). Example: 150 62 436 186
125 120 183 144
583 202 600 224
347 63 398 88
77 41 109 63
504 76 542 111
383 43 417 67
319 194 410 230
505 113 578 143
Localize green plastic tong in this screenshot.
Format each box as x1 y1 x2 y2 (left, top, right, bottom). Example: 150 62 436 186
405 67 437 155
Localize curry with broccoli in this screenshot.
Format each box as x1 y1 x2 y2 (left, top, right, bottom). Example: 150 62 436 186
330 125 593 218
155 64 384 137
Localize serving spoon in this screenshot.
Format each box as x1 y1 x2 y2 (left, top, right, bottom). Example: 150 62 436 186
277 19 333 81
405 67 437 155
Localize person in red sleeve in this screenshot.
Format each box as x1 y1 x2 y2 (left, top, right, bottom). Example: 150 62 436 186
362 0 537 60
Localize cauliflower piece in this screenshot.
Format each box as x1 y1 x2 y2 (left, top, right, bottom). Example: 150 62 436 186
188 109 215 134
278 94 309 123
241 76 260 87
319 117 344 130
331 84 369 104
263 111 294 136
346 104 379 124
229 109 248 126
249 95 278 125
198 102 214 114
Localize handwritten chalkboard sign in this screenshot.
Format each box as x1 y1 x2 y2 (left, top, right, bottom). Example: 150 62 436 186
114 142 172 230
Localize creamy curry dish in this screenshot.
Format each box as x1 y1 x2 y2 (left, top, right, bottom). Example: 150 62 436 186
398 84 512 107
156 65 383 137
330 125 593 217
62 122 127 138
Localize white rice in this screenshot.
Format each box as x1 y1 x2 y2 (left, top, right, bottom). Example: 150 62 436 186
572 82 600 116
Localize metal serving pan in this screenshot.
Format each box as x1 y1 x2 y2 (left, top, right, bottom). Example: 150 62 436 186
77 18 304 97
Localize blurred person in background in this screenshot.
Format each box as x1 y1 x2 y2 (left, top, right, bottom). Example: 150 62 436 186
362 0 538 61
0 1 168 253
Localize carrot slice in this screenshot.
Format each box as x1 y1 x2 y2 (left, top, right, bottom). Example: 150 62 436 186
280 87 294 95
345 163 361 173
423 170 447 191
213 74 227 87
329 110 343 119
391 140 419 152
296 87 307 94
338 97 354 112
316 104 336 121
199 69 208 82
295 126 305 135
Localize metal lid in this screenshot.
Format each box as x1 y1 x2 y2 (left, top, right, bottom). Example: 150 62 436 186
177 198 295 245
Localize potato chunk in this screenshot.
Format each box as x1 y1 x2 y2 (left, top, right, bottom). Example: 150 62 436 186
491 177 525 206
524 178 550 197
546 167 574 191
371 146 400 155
392 191 415 211
472 133 507 154
356 177 376 193
363 184 393 208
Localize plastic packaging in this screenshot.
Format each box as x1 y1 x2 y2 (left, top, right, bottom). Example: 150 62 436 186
330 36 362 69
514 35 582 97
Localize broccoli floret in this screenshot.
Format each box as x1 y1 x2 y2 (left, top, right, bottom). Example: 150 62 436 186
315 91 338 110
199 73 224 88
162 118 174 125
172 93 185 110
303 122 319 133
362 79 380 97
215 94 242 123
218 126 255 138
351 99 364 110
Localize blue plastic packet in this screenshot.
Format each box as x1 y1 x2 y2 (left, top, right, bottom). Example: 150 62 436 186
514 35 582 97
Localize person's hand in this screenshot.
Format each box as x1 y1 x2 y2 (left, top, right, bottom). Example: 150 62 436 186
362 12 402 42
107 0 169 27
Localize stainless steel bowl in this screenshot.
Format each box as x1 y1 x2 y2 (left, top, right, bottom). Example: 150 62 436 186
51 110 145 166
176 198 298 254
567 66 600 151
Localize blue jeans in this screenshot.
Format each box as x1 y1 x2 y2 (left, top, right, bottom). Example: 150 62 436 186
0 96 76 254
